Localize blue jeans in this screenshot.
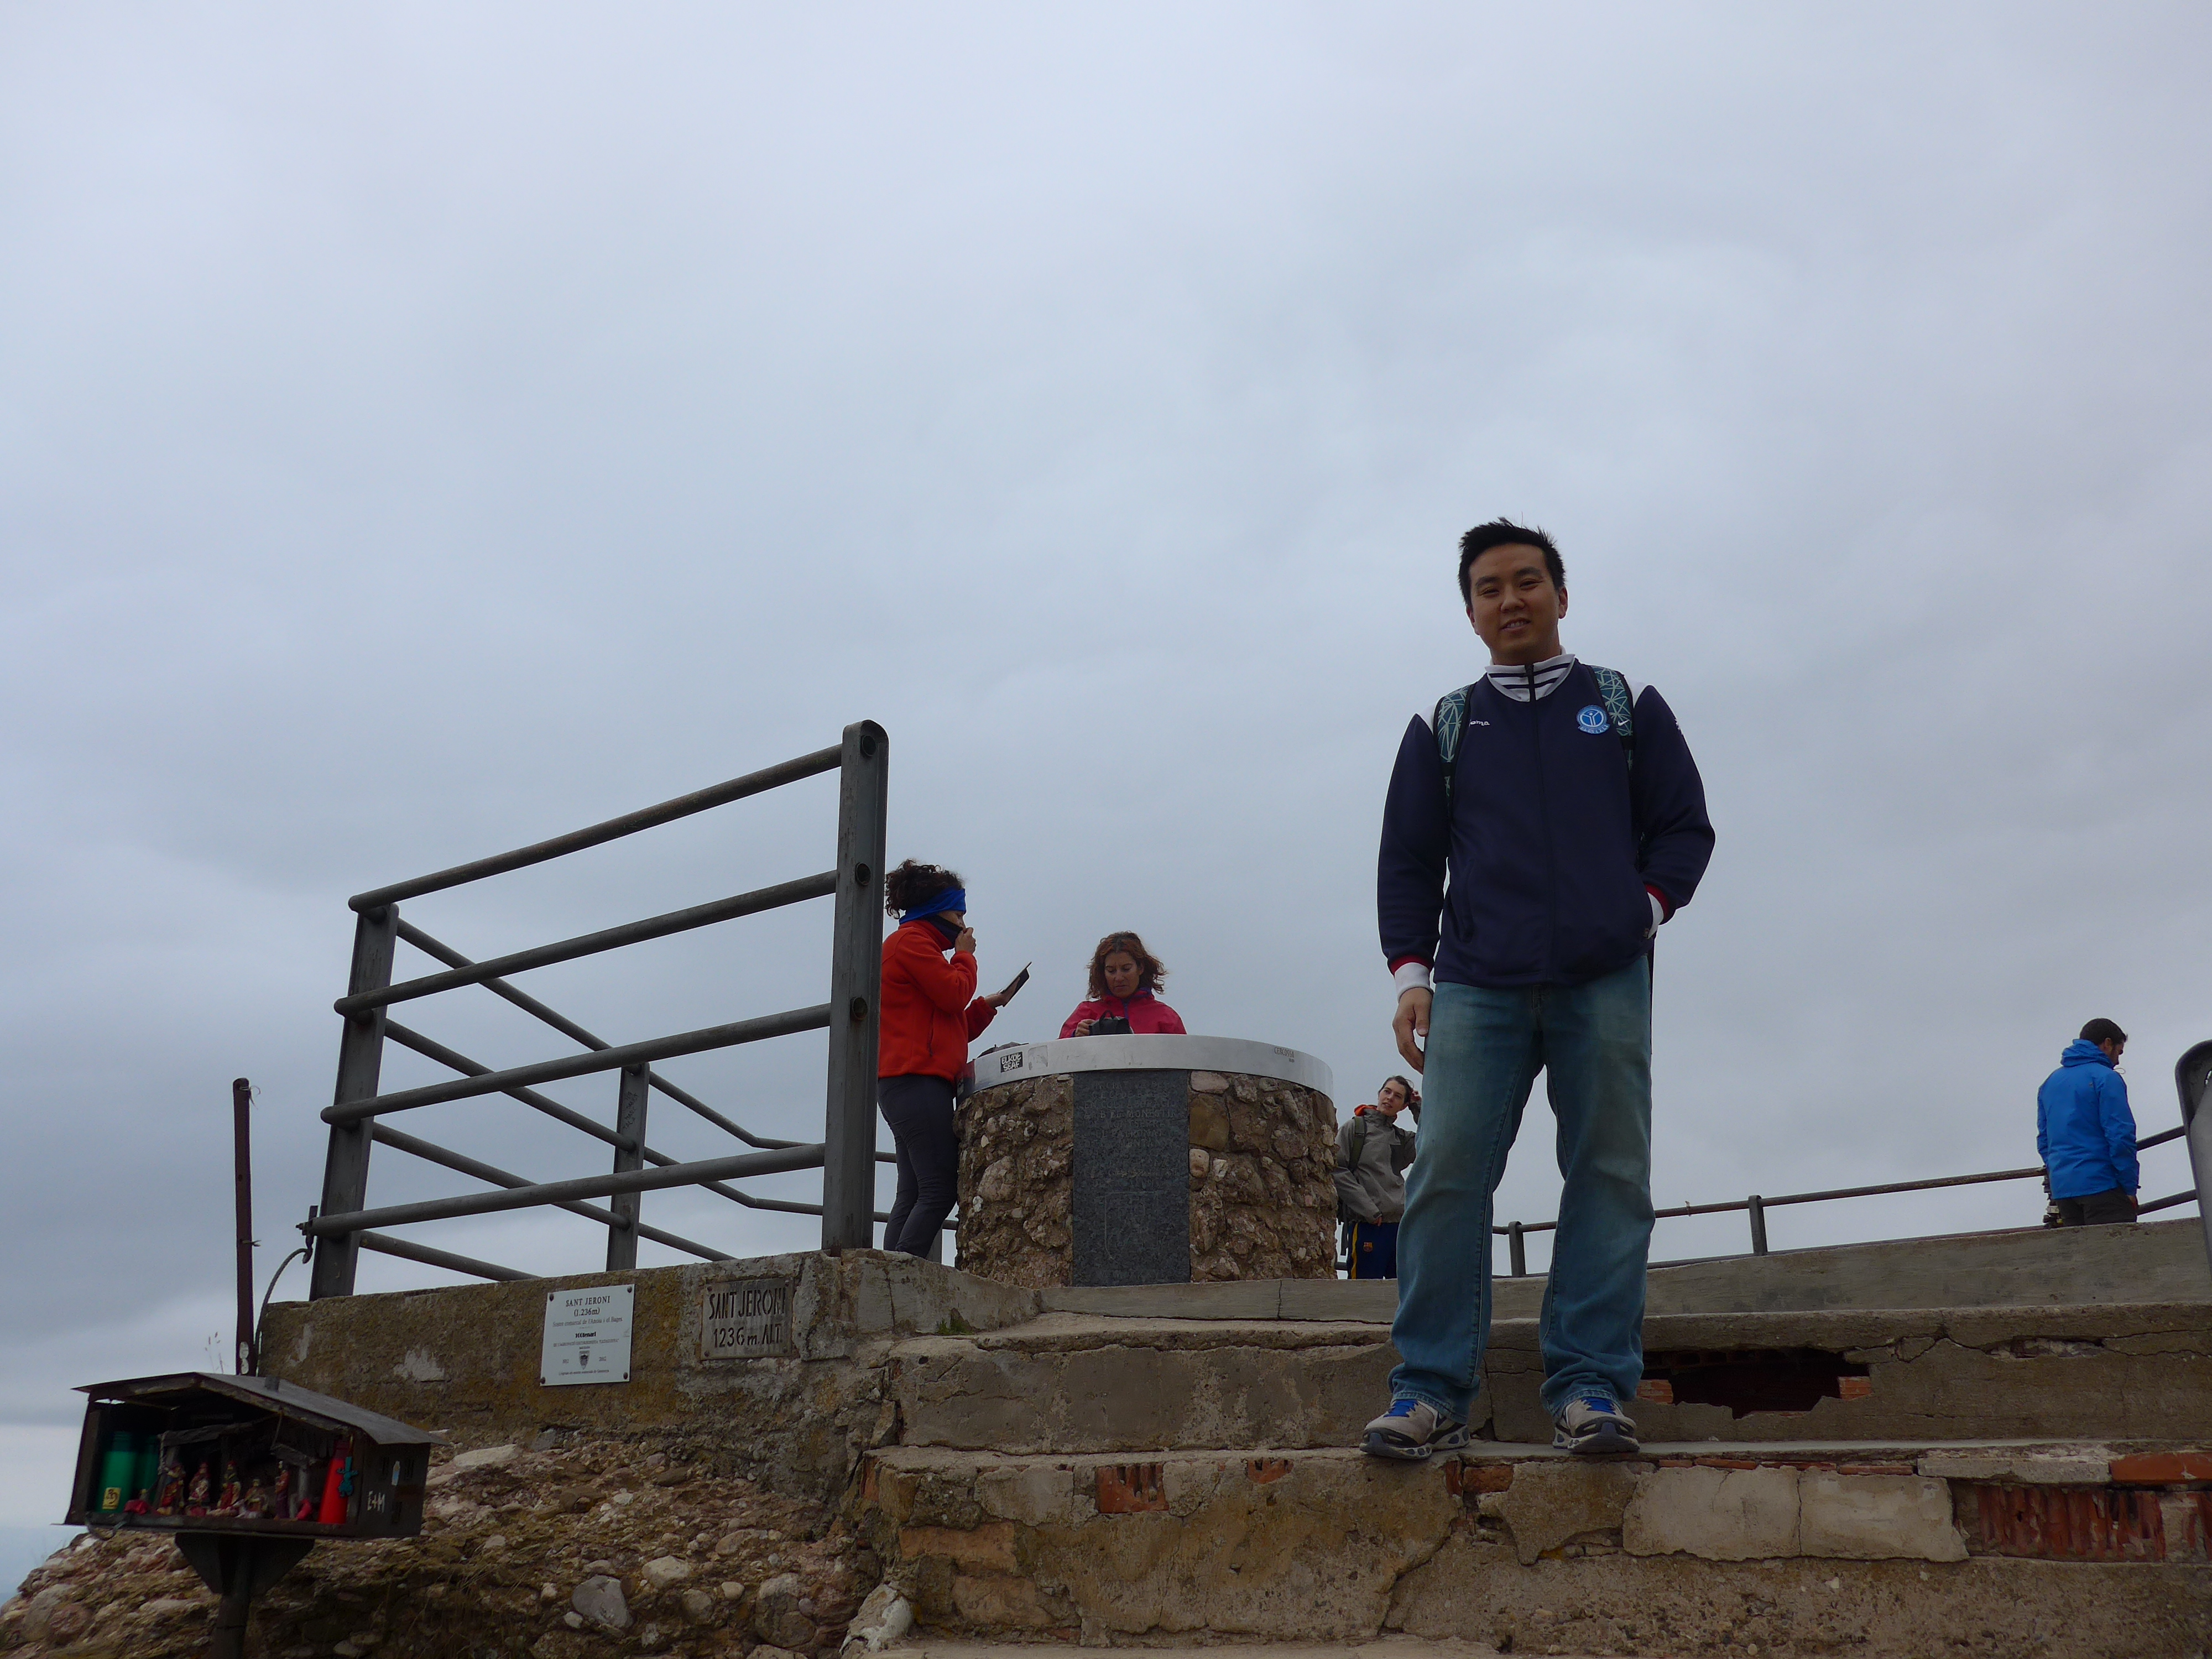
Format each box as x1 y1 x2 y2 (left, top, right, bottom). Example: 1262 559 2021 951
1389 954 1654 1421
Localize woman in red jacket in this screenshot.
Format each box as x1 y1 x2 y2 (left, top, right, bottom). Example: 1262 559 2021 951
1060 930 1187 1037
878 859 1011 1256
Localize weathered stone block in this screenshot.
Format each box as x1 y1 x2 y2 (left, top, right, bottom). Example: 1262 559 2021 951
1495 1459 1645 1565
1188 1098 1230 1151
1798 1472 1966 1561
976 1463 1073 1526
1623 1465 1799 1560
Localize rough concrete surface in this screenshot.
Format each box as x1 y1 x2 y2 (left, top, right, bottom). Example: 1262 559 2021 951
38 1249 2212 1658
864 1445 2212 1654
890 1318 1427 1452
258 1251 1040 1499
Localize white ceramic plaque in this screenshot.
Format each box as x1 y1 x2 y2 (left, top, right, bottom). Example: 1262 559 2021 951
540 1282 634 1386
699 1277 796 1360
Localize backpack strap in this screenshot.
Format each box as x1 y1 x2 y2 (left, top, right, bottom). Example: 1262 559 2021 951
1586 665 1636 769
1433 685 1474 801
1345 1113 1370 1174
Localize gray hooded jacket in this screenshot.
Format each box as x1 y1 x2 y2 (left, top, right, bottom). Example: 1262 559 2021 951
1333 1108 1417 1223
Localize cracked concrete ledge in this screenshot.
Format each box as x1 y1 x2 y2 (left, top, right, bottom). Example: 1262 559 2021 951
857 1446 2212 1655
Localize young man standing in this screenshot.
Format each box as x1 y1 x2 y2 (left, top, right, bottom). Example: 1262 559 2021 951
2037 1019 2140 1227
1366 521 1714 1459
1334 1076 1420 1279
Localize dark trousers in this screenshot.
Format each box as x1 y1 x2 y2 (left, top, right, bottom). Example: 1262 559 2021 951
878 1074 958 1256
2056 1187 2137 1226
1348 1219 1401 1279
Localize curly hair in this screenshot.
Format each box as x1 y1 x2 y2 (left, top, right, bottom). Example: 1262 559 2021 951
1086 931 1167 1000
883 858 963 919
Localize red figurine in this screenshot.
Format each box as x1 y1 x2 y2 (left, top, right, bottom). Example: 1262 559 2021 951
316 1439 353 1525
186 1462 211 1517
155 1458 185 1517
122 1490 152 1517
214 1462 242 1517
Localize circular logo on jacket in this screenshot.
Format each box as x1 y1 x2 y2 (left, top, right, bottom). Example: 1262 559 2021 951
1577 705 1610 734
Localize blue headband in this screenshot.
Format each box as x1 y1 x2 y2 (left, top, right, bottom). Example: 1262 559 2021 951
901 887 967 923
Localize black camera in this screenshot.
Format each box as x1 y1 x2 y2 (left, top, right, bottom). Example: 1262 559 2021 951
1088 1015 1132 1036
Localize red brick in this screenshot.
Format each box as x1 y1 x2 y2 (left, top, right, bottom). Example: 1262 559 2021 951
1694 1458 1761 1470
2110 1453 2212 1485
1245 1458 1292 1485
1971 1484 2166 1561
1837 1376 1874 1400
1636 1379 1675 1404
1094 1464 1166 1514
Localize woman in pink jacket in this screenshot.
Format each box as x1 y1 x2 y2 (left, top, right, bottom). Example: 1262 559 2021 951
1061 931 1188 1037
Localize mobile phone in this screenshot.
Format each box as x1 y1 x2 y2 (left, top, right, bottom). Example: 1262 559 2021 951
999 962 1032 1002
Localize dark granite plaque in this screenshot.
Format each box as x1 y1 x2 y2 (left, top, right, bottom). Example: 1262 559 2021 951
1072 1068 1193 1287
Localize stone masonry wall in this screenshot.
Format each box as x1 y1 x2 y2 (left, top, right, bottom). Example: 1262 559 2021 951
956 1068 1336 1286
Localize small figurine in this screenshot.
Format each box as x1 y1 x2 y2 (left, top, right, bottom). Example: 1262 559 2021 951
241 1476 269 1519
186 1461 211 1517
214 1461 242 1517
155 1458 185 1517
122 1489 152 1517
272 1464 293 1516
316 1440 353 1525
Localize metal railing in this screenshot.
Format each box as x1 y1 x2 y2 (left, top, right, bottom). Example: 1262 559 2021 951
1493 1124 2198 1276
304 722 890 1296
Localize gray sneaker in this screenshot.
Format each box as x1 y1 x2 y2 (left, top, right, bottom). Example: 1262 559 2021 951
1553 1394 1639 1455
1361 1397 1469 1460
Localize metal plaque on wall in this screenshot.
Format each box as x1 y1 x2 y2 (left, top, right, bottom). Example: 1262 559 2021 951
1072 1068 1192 1286
540 1282 635 1385
698 1277 796 1360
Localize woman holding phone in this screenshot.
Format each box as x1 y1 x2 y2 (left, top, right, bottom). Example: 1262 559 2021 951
877 859 1021 1256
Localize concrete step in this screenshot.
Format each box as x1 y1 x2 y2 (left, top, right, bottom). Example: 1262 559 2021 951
857 1439 2212 1656
1036 1217 2212 1323
890 1301 2212 1452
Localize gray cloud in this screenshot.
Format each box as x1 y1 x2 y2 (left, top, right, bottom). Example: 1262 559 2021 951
4 2 2209 1521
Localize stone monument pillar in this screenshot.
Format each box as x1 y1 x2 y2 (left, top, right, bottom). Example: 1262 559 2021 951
954 1035 1338 1288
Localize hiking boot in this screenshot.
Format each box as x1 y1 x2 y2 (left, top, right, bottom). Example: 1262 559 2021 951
1361 1397 1468 1461
1553 1394 1639 1455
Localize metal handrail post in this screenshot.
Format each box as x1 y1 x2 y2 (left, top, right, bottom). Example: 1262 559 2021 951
310 905 398 1298
1747 1194 1768 1255
821 721 889 1251
1507 1220 1527 1277
606 1063 649 1270
232 1078 256 1374
2177 1040 2212 1275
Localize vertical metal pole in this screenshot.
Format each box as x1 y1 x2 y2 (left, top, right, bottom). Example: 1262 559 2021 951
822 721 889 1252
311 906 399 1299
1748 1195 1768 1256
1507 1221 1527 1277
232 1079 257 1375
606 1062 649 1270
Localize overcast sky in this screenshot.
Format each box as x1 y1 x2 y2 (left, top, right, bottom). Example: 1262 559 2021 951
5 1 2211 1571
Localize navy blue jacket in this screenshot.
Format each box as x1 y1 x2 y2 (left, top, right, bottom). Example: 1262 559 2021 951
2037 1039 2139 1199
1378 664 1714 989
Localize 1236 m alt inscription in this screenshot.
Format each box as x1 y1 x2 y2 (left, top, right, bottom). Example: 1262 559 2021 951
700 1277 795 1359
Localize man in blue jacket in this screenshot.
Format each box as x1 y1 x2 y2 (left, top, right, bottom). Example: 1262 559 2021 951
2037 1019 2139 1227
1364 520 1714 1461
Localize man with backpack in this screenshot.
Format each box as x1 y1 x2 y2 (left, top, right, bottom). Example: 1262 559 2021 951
1335 1076 1421 1279
1365 520 1714 1460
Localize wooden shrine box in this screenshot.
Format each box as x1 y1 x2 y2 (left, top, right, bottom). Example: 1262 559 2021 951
66 1371 439 1540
